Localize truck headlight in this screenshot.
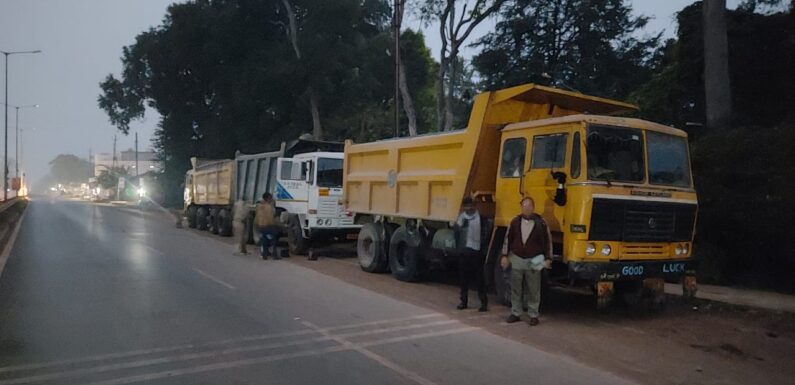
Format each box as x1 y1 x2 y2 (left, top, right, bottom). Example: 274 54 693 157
324 219 332 225
316 218 323 226
683 243 689 255
675 244 684 255
601 244 612 256
585 243 596 256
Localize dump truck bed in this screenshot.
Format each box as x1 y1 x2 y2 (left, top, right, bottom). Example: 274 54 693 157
343 84 636 223
188 158 235 206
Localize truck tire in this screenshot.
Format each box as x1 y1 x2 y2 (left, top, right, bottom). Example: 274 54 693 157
287 215 309 255
196 207 209 231
187 206 198 229
217 208 233 237
357 223 388 273
388 226 422 282
209 207 220 234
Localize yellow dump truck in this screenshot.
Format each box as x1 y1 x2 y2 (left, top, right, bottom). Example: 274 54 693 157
184 157 237 234
343 84 698 308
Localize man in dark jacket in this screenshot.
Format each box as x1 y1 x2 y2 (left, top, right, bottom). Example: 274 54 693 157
501 197 552 326
455 197 487 312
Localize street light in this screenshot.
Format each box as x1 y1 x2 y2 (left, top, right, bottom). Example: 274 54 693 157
2 49 42 200
14 104 38 178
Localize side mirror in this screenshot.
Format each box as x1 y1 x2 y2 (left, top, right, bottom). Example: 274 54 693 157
551 171 567 206
304 161 313 183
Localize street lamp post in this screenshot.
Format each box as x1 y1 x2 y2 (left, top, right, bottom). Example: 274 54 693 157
14 104 38 178
2 49 42 200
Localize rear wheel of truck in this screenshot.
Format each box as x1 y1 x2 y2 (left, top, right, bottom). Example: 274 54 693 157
287 215 309 255
196 207 209 231
357 223 387 273
208 207 220 234
187 206 198 229
388 226 422 282
217 208 233 237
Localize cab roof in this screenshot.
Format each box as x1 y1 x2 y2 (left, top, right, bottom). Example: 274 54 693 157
490 83 638 116
503 114 688 137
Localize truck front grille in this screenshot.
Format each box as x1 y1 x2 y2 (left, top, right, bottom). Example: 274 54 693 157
589 198 696 242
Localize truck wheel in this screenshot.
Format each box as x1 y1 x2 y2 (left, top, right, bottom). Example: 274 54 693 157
287 215 309 255
388 226 422 282
208 208 220 234
187 206 198 229
217 208 233 237
357 223 387 273
196 207 209 231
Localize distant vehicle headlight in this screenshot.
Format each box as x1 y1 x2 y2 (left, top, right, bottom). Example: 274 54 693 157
585 243 596 256
601 244 612 256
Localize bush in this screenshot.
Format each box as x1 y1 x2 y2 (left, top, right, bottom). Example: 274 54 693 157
692 120 795 292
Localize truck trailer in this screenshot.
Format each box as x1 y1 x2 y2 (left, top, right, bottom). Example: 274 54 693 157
343 84 698 308
184 139 360 254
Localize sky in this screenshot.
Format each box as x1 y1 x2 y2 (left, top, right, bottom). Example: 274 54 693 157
0 0 745 189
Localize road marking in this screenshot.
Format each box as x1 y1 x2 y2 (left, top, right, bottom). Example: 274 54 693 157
0 318 461 385
80 327 476 385
0 313 442 374
303 320 441 385
192 268 236 290
0 204 27 280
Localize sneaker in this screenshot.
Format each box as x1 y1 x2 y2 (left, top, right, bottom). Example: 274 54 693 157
456 303 467 310
506 314 521 323
528 317 540 326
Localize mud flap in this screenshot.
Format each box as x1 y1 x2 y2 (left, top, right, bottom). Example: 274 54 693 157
596 281 614 310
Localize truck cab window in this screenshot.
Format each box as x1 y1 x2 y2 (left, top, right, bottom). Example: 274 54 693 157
317 158 343 188
586 125 644 183
500 138 527 178
531 134 567 169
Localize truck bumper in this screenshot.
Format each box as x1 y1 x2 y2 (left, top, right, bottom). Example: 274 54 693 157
307 227 361 242
569 259 697 283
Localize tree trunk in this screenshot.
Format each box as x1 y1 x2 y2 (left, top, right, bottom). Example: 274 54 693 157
308 86 322 140
703 0 732 129
283 0 323 138
397 57 418 136
436 55 447 132
444 46 458 131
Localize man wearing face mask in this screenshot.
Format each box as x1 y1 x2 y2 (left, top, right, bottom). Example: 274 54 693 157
501 196 552 326
455 197 488 312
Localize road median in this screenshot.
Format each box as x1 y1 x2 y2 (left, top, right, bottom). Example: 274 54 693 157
0 198 29 278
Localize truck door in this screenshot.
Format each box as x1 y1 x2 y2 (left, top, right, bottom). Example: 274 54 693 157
275 158 310 209
524 129 570 234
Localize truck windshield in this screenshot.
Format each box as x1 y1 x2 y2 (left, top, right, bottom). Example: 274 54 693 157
647 131 692 187
316 158 343 188
586 125 645 183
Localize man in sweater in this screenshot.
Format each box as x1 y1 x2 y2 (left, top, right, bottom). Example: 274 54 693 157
502 197 552 326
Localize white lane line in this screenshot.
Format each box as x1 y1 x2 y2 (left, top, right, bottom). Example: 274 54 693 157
0 319 461 385
303 320 439 385
192 268 236 290
0 313 442 374
81 327 477 385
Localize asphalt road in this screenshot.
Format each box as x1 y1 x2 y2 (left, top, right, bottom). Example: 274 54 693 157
0 199 635 385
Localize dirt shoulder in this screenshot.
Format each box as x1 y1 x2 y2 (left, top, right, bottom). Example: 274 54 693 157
288 249 795 385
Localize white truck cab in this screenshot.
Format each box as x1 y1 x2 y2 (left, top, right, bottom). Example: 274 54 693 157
275 152 360 254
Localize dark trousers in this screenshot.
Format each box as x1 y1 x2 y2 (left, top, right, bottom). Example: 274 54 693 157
258 226 280 257
458 248 487 306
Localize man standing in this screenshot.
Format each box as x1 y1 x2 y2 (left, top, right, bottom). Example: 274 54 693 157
502 197 552 326
456 197 488 312
232 199 249 255
255 192 280 260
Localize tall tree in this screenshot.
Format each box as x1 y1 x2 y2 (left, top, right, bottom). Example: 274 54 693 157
418 0 507 131
473 0 660 100
394 0 419 136
703 0 732 129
